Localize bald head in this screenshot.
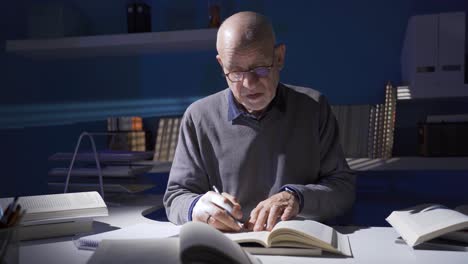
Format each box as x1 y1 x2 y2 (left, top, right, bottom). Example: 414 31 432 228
216 11 276 54
215 12 285 115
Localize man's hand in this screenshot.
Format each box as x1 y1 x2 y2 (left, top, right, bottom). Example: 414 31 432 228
192 191 243 232
246 191 299 231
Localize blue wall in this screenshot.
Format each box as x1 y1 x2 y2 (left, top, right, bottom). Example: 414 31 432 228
0 0 466 203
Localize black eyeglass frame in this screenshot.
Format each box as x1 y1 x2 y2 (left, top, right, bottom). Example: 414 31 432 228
222 49 277 83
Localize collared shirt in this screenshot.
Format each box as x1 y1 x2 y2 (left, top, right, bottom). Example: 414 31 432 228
227 84 286 122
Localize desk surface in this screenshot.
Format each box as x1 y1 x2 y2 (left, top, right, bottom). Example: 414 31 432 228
17 196 468 264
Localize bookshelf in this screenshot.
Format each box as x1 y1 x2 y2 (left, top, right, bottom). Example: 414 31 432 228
5 28 217 58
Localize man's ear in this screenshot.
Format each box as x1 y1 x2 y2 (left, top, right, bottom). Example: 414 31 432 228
216 54 223 68
275 44 286 70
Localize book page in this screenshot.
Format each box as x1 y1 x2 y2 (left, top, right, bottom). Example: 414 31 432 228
15 192 105 214
180 222 260 264
386 204 468 246
88 238 181 264
224 231 270 247
271 220 334 245
270 220 352 256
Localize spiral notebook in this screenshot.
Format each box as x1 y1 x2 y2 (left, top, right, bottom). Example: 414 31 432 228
74 222 181 250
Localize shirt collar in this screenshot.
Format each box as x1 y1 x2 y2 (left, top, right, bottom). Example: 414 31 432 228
227 83 286 122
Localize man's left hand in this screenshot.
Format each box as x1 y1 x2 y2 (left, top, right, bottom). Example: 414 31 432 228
246 191 299 231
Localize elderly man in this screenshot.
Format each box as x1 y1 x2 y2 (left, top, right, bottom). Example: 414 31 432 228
163 11 355 232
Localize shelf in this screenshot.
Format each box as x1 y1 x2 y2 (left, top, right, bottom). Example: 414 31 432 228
5 28 217 58
48 182 156 194
49 151 154 163
133 160 172 173
48 165 154 178
347 157 468 171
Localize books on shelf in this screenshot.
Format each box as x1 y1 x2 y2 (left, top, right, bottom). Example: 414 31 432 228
0 192 108 240
107 116 147 151
386 204 468 248
225 220 352 256
332 82 397 159
88 222 261 264
331 104 371 158
154 117 181 162
108 131 147 152
107 117 143 132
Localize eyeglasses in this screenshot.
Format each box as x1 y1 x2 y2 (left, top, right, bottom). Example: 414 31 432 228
223 62 274 82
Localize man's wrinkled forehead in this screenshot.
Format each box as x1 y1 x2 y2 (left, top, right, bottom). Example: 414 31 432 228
221 45 273 71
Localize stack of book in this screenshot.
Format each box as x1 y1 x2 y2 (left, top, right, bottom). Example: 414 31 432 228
153 117 182 162
107 116 147 152
0 192 108 241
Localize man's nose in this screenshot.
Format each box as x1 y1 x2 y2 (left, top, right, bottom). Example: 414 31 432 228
242 72 258 89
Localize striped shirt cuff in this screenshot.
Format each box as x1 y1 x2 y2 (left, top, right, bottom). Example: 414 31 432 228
187 195 202 222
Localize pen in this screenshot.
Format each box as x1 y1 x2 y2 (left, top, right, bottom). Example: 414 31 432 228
212 185 244 229
0 197 18 226
7 204 22 227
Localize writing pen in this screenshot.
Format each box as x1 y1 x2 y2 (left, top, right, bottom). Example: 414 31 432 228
0 197 18 226
212 185 245 229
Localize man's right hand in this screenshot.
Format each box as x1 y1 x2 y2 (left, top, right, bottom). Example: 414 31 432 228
192 191 243 232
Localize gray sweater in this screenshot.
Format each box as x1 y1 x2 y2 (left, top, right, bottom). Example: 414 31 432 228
163 83 355 224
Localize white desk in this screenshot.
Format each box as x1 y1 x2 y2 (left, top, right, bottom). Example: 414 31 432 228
16 196 468 264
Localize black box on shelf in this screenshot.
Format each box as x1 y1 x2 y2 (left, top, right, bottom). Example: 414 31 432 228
418 122 468 156
126 3 136 33
127 2 151 33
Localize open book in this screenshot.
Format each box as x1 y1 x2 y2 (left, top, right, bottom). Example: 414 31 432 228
386 204 468 247
88 222 260 264
225 220 352 256
0 191 108 240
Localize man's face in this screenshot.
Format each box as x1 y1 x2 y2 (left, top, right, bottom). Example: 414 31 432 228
217 44 285 114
